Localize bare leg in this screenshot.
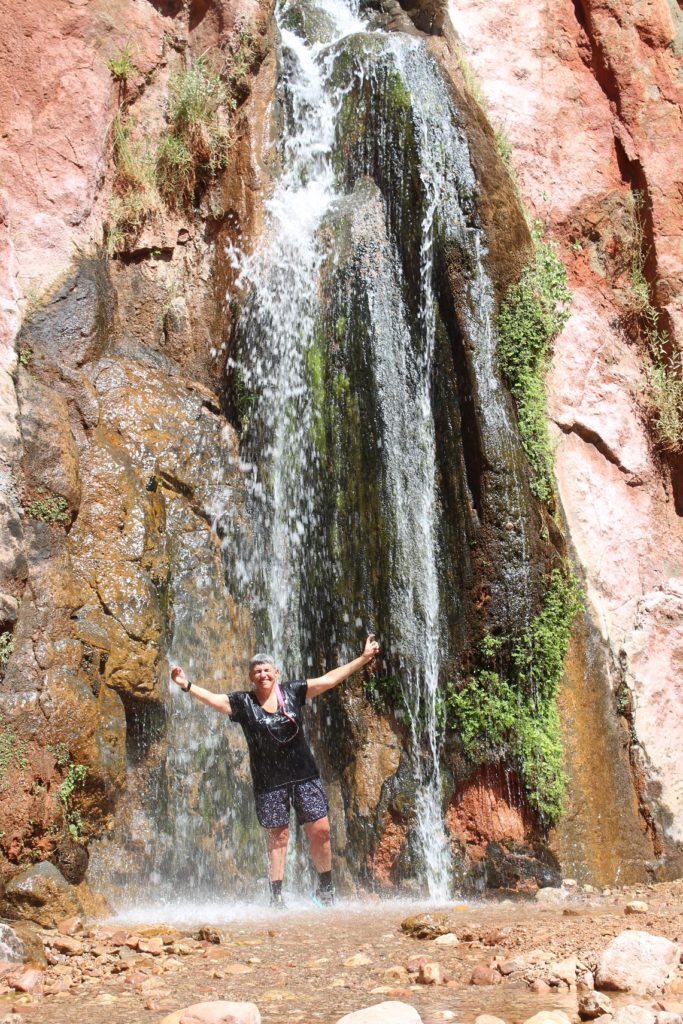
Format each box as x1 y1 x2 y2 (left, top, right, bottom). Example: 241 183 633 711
266 826 289 881
304 816 332 873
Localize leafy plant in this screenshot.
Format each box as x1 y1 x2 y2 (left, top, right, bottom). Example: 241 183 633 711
24 495 70 525
58 762 87 838
228 28 256 89
446 567 582 822
498 227 572 502
645 335 683 451
18 347 32 368
106 43 137 83
0 631 13 668
157 58 231 208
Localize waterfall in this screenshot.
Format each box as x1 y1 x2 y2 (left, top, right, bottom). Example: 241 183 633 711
93 0 541 907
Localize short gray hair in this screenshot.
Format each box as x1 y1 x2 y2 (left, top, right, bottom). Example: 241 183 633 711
249 652 276 669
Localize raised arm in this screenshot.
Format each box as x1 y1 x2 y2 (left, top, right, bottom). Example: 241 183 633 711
170 666 232 715
306 635 380 698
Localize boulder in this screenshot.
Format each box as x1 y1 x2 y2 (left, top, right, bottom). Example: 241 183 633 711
523 1014 572 1024
337 1003 423 1024
625 902 648 916
1 862 83 927
160 1002 261 1024
595 931 680 994
612 1008 657 1024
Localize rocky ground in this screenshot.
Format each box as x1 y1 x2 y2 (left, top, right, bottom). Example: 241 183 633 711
1 880 682 1024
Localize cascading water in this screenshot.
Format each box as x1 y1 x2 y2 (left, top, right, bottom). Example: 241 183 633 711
222 0 535 898
94 0 544 907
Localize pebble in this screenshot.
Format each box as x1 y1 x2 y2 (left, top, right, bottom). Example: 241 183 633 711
474 1016 507 1024
433 933 459 946
161 1001 261 1024
417 961 446 985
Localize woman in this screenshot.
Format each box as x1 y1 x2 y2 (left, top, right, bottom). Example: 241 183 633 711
170 634 380 907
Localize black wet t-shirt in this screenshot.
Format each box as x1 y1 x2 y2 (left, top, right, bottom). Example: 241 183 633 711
227 679 319 794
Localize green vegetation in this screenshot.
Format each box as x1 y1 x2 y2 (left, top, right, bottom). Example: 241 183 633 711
107 112 159 252
228 28 256 90
498 228 572 502
58 762 87 838
0 631 13 668
106 42 137 83
646 338 683 451
445 567 582 822
623 192 683 452
156 59 231 208
18 347 32 368
24 495 70 525
364 674 406 713
0 715 27 792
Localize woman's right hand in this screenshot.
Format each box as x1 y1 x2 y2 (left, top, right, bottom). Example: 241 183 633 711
170 665 187 689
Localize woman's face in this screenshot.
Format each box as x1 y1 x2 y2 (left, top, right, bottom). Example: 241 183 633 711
249 660 279 692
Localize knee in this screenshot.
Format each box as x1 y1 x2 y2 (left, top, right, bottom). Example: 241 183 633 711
267 827 288 851
311 820 331 845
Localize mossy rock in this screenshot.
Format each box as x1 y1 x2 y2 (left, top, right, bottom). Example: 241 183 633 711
280 0 337 44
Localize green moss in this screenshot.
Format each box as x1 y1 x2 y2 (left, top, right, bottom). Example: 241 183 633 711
446 567 582 822
25 495 70 525
498 229 572 503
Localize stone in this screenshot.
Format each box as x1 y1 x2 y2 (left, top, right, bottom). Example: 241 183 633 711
401 913 450 940
345 953 373 967
470 965 502 986
547 957 580 985
535 887 567 904
433 933 459 946
579 990 613 1020
161 1002 261 1024
523 1014 572 1024
2 861 84 927
612 1008 657 1024
656 1015 683 1024
595 931 680 994
529 980 552 994
625 902 649 916
57 916 83 936
5 967 44 994
475 1017 507 1024
51 936 85 956
417 961 446 985
337 1003 423 1024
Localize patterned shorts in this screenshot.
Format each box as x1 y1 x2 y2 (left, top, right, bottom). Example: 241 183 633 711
254 778 329 829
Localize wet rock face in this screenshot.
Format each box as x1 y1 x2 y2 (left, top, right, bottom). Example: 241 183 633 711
0 0 274 888
449 0 683 875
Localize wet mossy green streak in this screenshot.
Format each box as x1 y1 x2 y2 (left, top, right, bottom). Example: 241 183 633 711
446 567 582 823
498 230 572 503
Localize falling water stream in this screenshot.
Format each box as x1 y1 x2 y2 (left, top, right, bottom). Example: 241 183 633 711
94 0 542 908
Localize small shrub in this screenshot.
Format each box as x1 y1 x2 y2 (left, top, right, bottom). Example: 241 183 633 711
58 763 87 838
0 631 13 667
18 347 32 368
498 228 572 502
228 28 256 89
157 58 231 208
25 495 70 525
645 332 683 452
107 112 159 250
106 43 137 83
